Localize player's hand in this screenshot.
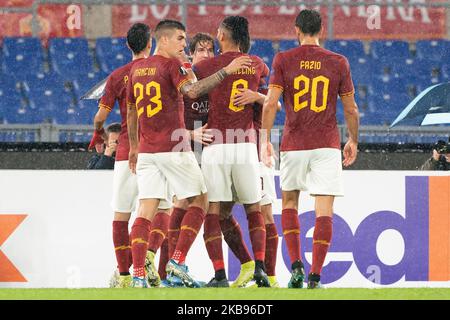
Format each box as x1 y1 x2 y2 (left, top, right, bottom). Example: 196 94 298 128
88 128 105 151
129 148 138 174
432 149 440 161
190 124 213 145
233 89 259 106
343 138 358 167
261 141 275 168
224 56 252 75
104 140 118 157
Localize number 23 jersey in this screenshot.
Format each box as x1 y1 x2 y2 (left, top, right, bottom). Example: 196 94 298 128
126 55 191 153
269 44 354 152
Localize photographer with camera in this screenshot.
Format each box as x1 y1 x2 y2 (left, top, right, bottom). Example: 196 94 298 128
420 139 450 171
87 123 121 170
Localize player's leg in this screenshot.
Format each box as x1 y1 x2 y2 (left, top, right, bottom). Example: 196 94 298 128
219 201 255 288
260 159 279 287
261 204 279 287
280 150 310 288
111 160 137 288
203 201 229 287
130 153 167 288
158 151 208 287
308 195 334 289
307 148 344 289
130 198 160 287
232 143 269 287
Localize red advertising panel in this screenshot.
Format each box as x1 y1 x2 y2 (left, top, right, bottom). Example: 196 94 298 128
112 2 446 40
0 2 83 40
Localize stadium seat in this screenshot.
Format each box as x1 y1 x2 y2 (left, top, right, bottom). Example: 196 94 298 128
0 89 23 123
324 40 366 63
370 40 411 62
96 37 132 74
250 39 274 66
1 37 44 76
278 39 299 52
4 107 43 124
350 56 374 86
49 38 93 77
415 40 448 61
72 71 108 98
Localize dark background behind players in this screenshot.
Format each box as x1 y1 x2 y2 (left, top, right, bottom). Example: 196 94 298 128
87 122 121 169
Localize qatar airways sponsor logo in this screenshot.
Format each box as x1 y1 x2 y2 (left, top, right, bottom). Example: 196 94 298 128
190 100 209 114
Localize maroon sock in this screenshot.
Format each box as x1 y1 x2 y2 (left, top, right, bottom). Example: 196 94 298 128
112 221 131 274
148 211 169 253
172 206 205 264
281 209 301 264
168 207 187 258
158 238 169 279
311 216 333 275
247 211 266 261
130 217 151 273
220 216 252 264
203 214 224 271
265 223 278 276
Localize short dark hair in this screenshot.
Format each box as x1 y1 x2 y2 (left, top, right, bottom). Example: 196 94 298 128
155 19 186 41
106 122 121 134
189 33 215 55
126 23 151 55
295 9 322 36
221 16 250 53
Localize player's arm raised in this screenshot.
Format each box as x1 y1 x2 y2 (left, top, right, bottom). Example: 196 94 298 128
261 87 283 167
180 55 252 99
341 94 359 167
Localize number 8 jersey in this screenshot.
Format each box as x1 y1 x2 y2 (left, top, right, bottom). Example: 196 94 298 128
269 44 354 151
194 51 269 145
126 55 191 153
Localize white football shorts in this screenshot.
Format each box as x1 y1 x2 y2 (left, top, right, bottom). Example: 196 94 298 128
280 148 344 196
201 143 261 204
137 151 207 202
112 160 172 212
260 158 277 206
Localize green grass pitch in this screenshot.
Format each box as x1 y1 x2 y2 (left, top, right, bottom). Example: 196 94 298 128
1 288 450 300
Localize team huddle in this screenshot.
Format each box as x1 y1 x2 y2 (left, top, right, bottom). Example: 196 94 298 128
89 9 359 289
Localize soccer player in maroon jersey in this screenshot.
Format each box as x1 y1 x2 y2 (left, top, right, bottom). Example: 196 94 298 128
158 32 215 285
261 9 359 289
194 16 271 287
88 23 171 288
126 19 251 288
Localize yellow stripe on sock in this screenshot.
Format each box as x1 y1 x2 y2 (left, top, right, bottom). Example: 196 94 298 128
267 235 279 240
150 229 166 238
114 245 131 251
205 235 222 244
168 228 180 232
313 240 330 246
283 229 300 236
181 225 198 235
249 226 265 233
132 238 149 245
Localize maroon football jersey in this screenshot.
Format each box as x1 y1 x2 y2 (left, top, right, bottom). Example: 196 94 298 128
269 44 354 151
99 58 144 161
183 94 209 130
126 55 191 153
194 51 269 145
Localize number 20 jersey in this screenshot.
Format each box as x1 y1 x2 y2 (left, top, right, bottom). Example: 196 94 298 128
126 55 191 153
194 51 269 145
269 44 354 152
